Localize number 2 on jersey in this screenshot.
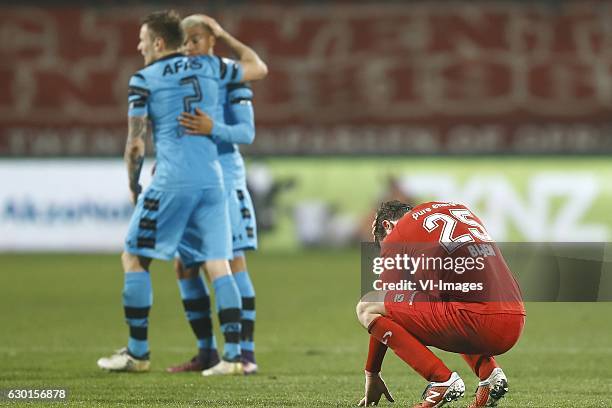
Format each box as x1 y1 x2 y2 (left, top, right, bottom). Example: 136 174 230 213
179 76 202 112
423 209 492 253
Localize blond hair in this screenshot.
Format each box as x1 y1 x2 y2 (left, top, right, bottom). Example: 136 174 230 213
180 15 213 36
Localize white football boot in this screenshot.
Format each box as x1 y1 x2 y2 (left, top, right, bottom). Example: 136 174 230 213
242 360 259 375
468 368 508 407
201 360 243 376
413 372 465 407
97 347 150 372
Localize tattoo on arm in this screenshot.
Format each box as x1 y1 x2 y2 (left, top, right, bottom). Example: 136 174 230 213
125 116 148 194
127 115 148 144
129 155 144 192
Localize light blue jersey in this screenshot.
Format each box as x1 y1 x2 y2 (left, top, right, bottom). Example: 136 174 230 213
209 82 258 252
128 54 243 191
214 82 255 189
124 54 242 262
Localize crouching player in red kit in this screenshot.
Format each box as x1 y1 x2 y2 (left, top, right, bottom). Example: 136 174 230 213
356 201 525 408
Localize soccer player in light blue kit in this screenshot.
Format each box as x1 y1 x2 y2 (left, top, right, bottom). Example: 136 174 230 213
165 14 262 376
96 10 267 373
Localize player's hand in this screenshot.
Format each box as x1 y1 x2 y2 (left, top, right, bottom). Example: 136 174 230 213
358 372 394 406
197 15 226 38
179 108 214 135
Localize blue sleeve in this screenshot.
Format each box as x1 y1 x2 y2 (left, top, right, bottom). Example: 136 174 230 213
127 73 149 117
217 56 244 86
211 84 255 145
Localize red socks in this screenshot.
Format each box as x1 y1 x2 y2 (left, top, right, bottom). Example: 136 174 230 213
461 354 499 380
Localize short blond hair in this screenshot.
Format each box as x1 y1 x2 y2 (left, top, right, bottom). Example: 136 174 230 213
180 15 213 36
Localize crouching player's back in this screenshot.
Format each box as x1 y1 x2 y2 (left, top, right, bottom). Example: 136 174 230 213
382 201 525 318
357 200 525 408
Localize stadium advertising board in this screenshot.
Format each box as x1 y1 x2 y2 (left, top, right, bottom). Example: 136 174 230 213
1 158 611 251
0 160 152 251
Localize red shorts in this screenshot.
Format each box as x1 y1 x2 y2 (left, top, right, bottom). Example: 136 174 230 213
384 292 525 356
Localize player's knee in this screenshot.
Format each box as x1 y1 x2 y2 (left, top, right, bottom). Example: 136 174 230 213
175 260 200 280
356 301 371 329
355 302 363 323
356 301 385 329
230 256 247 273
176 262 201 279
121 251 141 272
205 259 232 280
174 258 183 278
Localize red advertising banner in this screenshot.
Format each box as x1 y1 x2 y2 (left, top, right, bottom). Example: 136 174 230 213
1 3 611 155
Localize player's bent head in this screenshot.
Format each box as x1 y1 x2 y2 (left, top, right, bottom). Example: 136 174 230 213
373 200 412 244
181 15 215 56
141 10 183 53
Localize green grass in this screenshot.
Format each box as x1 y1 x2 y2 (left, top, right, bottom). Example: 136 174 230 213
0 251 610 407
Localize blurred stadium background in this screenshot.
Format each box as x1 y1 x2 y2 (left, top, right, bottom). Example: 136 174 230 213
1 1 612 406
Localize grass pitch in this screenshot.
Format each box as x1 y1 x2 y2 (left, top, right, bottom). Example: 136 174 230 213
0 250 611 407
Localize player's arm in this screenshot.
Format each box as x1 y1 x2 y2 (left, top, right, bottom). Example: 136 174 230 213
126 73 150 204
365 335 388 374
179 85 255 144
125 116 146 204
358 336 394 406
198 15 268 81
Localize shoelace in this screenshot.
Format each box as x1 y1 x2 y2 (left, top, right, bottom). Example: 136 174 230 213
421 383 433 400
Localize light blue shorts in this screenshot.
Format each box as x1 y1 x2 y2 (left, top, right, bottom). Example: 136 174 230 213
124 186 232 264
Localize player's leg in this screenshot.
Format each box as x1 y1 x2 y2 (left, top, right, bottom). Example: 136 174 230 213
459 312 524 408
461 354 500 382
185 186 243 375
356 296 454 382
357 293 465 407
98 188 197 372
98 252 154 372
201 259 243 375
230 253 257 373
121 253 153 357
462 355 508 408
167 257 219 372
227 187 258 370
176 222 243 376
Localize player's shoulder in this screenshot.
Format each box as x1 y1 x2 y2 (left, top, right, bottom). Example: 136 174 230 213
137 53 183 75
392 201 461 233
218 56 240 68
395 202 433 226
398 201 474 230
227 82 252 92
129 70 148 86
136 53 217 81
128 70 150 105
417 201 469 214
189 54 218 67
215 55 241 81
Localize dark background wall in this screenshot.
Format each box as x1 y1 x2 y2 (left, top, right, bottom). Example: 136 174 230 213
1 1 611 156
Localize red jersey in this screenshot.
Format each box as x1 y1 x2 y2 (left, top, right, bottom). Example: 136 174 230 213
381 201 525 315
